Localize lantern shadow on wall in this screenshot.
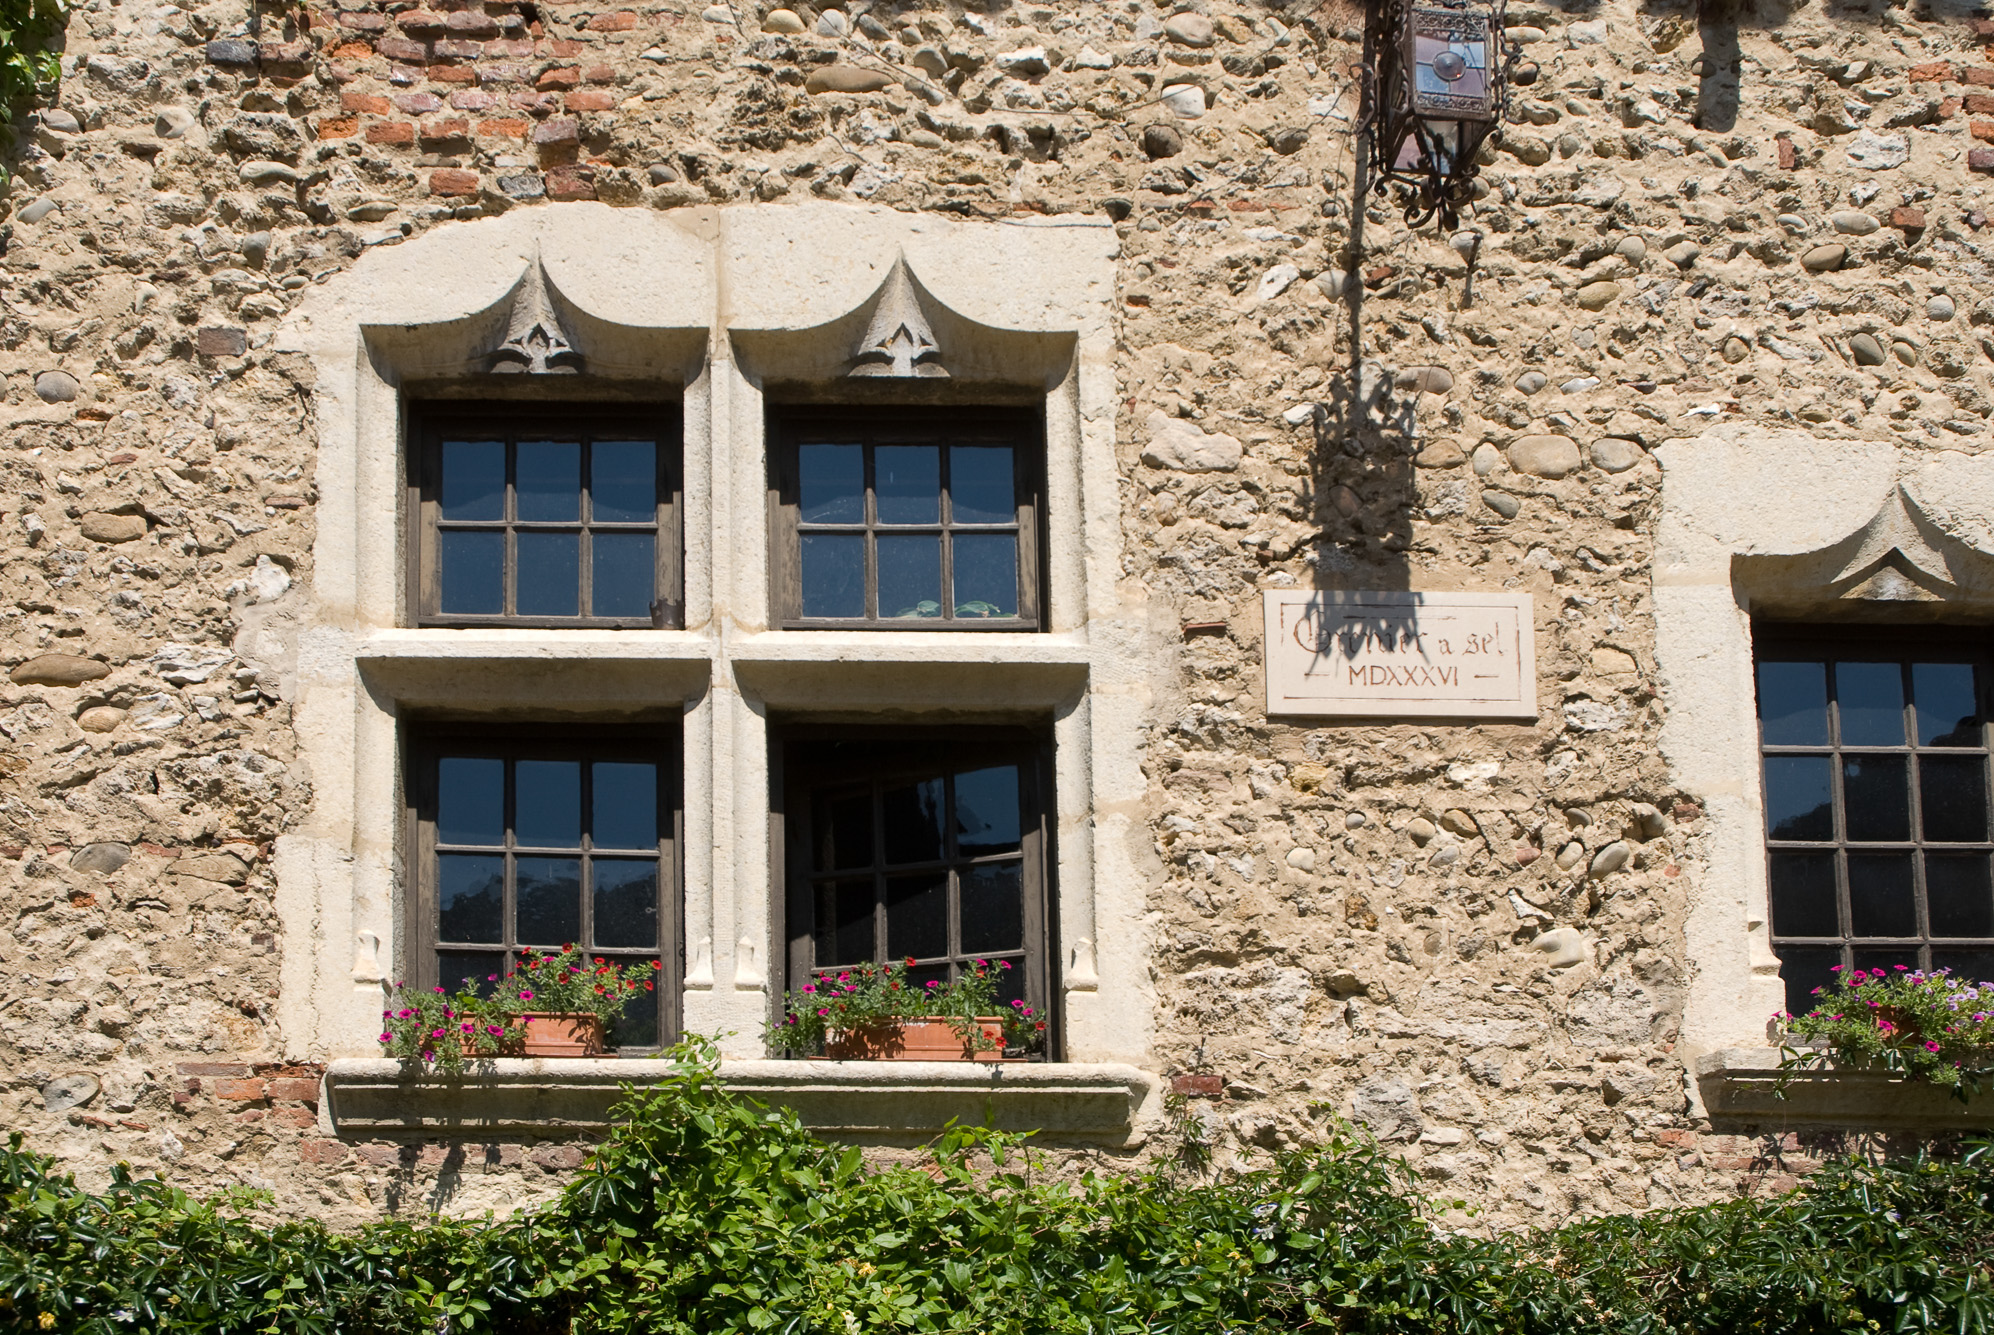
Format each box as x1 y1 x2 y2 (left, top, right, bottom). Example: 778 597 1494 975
1362 0 1529 229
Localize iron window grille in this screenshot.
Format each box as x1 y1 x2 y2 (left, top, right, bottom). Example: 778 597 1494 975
1754 624 1994 1014
406 725 683 1051
409 403 683 629
775 728 1055 1055
769 406 1044 630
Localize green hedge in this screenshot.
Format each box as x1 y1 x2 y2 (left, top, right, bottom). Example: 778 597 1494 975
0 0 61 104
3 1042 1990 1334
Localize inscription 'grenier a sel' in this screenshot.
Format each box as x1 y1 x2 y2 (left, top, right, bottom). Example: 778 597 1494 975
1262 591 1538 721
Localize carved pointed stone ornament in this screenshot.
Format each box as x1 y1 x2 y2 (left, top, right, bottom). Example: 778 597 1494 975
1830 485 1957 591
488 258 584 374
849 256 948 378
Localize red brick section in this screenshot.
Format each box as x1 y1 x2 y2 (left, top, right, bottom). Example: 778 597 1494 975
1972 121 1994 142
1777 137 1796 170
342 91 390 113
1971 148 1994 173
538 65 581 90
567 90 615 111
546 165 596 199
430 168 481 196
1893 205 1927 230
318 116 358 138
1170 1073 1223 1097
1908 60 1953 82
586 10 639 30
365 120 415 144
1967 66 1994 87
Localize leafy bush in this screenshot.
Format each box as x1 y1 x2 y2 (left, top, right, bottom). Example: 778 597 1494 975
1780 965 1994 1101
0 0 62 103
4 1039 1992 1334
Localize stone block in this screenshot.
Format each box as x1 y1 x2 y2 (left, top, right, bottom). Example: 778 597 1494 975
70 842 131 873
206 39 257 65
537 64 581 89
1141 410 1242 472
79 512 146 544
267 1077 322 1102
10 654 110 687
805 64 895 94
177 1062 251 1078
376 36 429 62
448 9 501 34
1171 1074 1223 1097
1892 206 1927 230
478 117 529 138
213 1078 268 1101
566 90 616 111
585 10 638 29
1968 67 1994 87
298 1138 347 1164
430 64 478 83
1972 148 1994 173
365 120 416 145
196 326 248 356
531 1144 587 1170
1506 435 1581 478
545 166 596 200
421 119 472 146
1907 60 1953 81
318 116 359 139
393 92 443 113
429 168 480 196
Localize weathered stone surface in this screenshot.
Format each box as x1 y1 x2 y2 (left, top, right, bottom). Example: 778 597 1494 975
1396 366 1453 394
804 65 896 94
1141 411 1242 472
34 370 79 402
1414 439 1466 468
1163 12 1214 46
1588 841 1632 878
71 842 132 874
1849 332 1886 365
1514 370 1547 394
42 1075 100 1113
1801 243 1848 272
1507 435 1582 478
1664 240 1700 269
1574 280 1621 310
76 706 126 733
174 852 252 884
1846 129 1908 168
10 654 109 687
79 513 147 544
1831 210 1879 235
1481 490 1520 519
1589 437 1647 472
1141 123 1182 159
760 8 803 33
1928 295 1955 321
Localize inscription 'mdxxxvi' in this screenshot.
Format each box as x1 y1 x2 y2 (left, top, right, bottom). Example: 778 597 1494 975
1262 590 1539 721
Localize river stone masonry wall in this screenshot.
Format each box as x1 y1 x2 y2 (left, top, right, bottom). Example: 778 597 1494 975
3 0 1987 1224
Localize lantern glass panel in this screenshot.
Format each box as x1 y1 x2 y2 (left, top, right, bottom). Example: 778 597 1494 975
1408 8 1493 120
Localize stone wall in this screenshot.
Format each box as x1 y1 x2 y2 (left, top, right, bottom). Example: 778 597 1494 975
3 0 1989 1227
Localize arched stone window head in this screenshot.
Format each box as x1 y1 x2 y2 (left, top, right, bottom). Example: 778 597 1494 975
848 256 947 379
488 258 585 375
1735 483 1994 609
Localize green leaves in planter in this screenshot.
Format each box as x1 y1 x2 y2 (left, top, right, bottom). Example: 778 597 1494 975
5 1038 1993 1333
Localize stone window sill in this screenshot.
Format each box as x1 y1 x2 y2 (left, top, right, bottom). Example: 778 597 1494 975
1694 1048 1990 1132
322 1058 1159 1145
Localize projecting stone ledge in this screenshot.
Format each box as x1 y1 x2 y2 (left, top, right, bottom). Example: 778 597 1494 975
1694 1048 1993 1133
322 1058 1161 1146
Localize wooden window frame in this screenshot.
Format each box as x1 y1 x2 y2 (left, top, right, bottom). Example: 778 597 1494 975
408 402 684 630
404 722 685 1053
771 724 1059 1058
767 405 1045 631
1754 621 1994 1008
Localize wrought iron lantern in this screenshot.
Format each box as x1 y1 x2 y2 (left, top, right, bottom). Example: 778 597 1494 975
1365 0 1518 229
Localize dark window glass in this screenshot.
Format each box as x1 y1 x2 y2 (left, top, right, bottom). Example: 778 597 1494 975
417 407 679 627
417 735 678 1050
775 409 1040 629
1757 630 1994 1009
783 732 1051 1054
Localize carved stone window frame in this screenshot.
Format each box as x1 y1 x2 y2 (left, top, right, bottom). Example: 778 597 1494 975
1653 426 1994 1127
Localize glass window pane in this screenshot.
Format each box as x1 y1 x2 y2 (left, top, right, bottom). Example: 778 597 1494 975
991 960 1027 1011
952 533 1017 619
878 534 941 619
437 854 504 943
1931 950 1994 984
1764 756 1834 842
590 440 657 523
591 533 654 619
1927 855 1994 937
437 757 504 846
1775 947 1841 1016
1844 755 1911 842
1848 853 1917 937
439 531 504 615
882 777 945 865
800 533 865 618
799 443 864 524
949 445 1015 524
876 445 940 524
516 760 581 848
960 861 1024 954
815 791 874 872
955 766 1022 858
440 440 504 520
436 950 504 999
1920 755 1989 843
603 964 660 1047
886 872 948 961
591 762 657 850
592 859 659 949
515 857 582 946
517 440 581 521
814 879 874 967
1914 663 1982 747
1769 851 1839 938
517 531 580 617
1836 661 1906 747
1758 660 1828 746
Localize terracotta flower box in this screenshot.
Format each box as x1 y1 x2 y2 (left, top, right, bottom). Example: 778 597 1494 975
517 1012 607 1057
822 1017 1020 1063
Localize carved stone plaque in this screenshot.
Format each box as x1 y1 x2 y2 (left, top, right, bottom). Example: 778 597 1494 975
1262 590 1537 720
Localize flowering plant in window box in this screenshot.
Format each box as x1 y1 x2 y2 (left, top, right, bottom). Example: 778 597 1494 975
1777 965 1994 1103
505 944 660 1057
378 983 517 1074
767 958 1047 1061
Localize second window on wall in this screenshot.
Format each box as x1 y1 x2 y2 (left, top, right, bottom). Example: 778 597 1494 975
409 403 683 629
769 406 1044 630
